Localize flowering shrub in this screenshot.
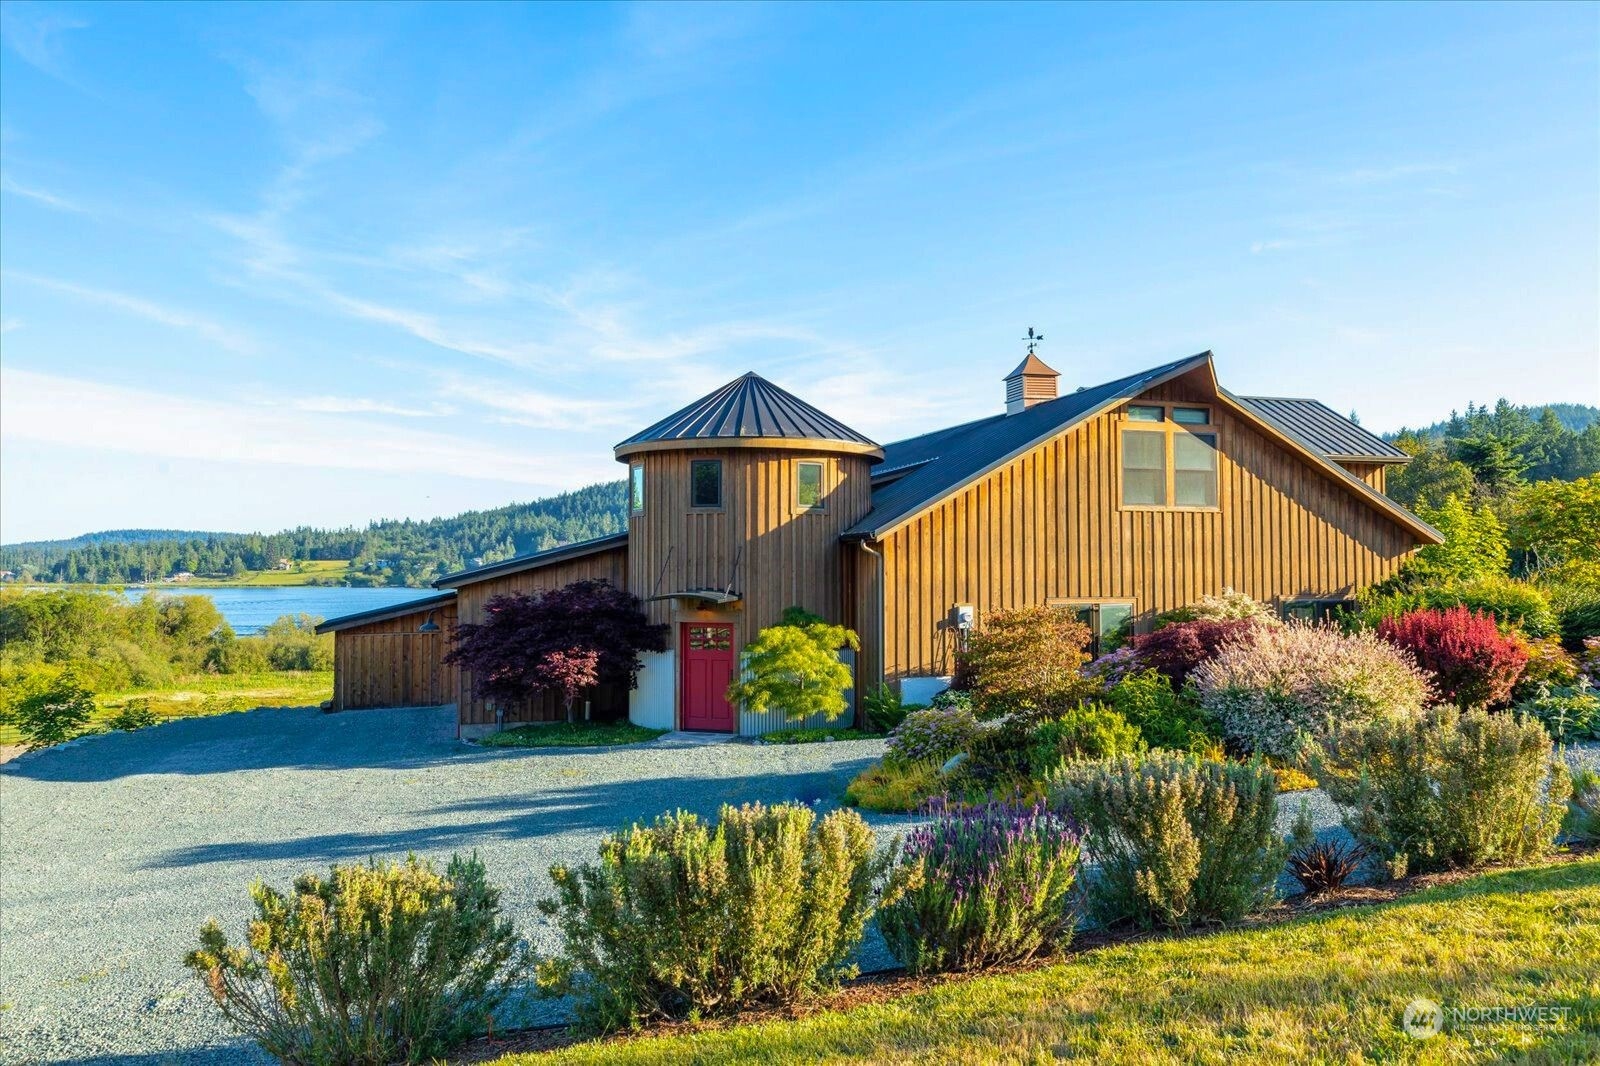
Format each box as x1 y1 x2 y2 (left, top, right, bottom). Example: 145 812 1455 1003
1192 623 1431 760
885 704 984 766
1051 752 1287 929
1313 706 1569 874
1579 638 1600 688
878 798 1082 974
1350 577 1558 640
957 606 1093 716
537 803 882 1032
1081 645 1141 691
1153 589 1282 630
1378 606 1528 708
1103 669 1221 753
1133 619 1262 688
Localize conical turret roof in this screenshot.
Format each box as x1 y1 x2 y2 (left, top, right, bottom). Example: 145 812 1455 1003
615 372 882 459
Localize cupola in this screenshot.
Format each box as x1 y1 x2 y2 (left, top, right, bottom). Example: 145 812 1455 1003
1003 352 1060 414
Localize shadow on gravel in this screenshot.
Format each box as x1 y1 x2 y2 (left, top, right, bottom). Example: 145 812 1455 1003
0 705 488 783
139 756 882 869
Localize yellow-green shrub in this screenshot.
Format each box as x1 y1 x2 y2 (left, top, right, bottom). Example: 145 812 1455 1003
845 759 945 812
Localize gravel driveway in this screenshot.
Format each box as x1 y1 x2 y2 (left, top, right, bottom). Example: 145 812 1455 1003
3 707 1587 1066
0 707 894 1065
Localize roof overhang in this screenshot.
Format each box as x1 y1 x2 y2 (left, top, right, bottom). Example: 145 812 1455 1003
433 531 629 589
315 591 456 634
615 437 884 462
643 588 742 606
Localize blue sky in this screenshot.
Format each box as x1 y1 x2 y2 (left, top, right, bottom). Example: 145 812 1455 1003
1 2 1596 543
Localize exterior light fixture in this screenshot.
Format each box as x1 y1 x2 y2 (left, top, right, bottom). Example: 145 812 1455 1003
418 612 441 634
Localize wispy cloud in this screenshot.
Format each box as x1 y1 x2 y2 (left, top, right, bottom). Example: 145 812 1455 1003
286 395 453 418
435 376 643 430
0 3 88 82
2 270 256 354
0 368 616 487
1332 162 1459 186
0 174 86 213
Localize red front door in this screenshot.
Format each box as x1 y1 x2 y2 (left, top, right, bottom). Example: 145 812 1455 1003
680 622 736 732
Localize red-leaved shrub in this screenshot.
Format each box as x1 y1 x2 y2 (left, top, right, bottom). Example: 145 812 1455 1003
1132 619 1261 688
1377 606 1528 708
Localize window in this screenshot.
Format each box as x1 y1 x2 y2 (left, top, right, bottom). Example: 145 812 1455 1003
1052 601 1135 658
1282 599 1352 624
795 461 825 511
630 463 646 514
1120 404 1219 509
1121 431 1167 505
690 459 722 508
1174 432 1218 506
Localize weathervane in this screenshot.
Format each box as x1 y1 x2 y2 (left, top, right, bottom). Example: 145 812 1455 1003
1023 327 1044 355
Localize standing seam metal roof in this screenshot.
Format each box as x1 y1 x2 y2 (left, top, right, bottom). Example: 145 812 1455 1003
615 372 880 452
847 352 1212 538
1237 397 1408 461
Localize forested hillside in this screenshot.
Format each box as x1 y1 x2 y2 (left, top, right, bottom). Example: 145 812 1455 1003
2 481 627 587
1383 401 1600 508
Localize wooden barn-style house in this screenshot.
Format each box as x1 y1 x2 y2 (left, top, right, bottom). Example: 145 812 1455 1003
318 349 1441 738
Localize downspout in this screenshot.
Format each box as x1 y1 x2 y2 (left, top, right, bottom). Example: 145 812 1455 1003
856 540 885 706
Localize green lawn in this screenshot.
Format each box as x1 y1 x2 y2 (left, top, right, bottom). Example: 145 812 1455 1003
759 726 875 744
227 561 356 586
0 670 332 747
494 858 1600 1065
478 721 667 748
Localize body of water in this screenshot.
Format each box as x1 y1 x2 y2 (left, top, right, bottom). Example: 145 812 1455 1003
116 586 440 634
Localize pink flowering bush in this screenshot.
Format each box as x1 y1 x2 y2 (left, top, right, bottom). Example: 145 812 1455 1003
884 704 985 766
1192 622 1431 760
877 798 1082 974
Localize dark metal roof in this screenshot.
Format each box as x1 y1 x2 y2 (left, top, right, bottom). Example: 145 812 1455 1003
1238 397 1408 462
847 352 1213 538
315 591 456 634
432 531 629 589
614 372 881 457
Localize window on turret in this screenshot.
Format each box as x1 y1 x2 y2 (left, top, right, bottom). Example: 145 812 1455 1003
630 463 646 514
690 460 722 509
795 461 825 511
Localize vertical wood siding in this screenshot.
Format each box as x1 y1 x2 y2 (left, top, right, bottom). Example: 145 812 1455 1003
625 448 875 729
452 546 630 727
332 602 460 710
868 378 1422 683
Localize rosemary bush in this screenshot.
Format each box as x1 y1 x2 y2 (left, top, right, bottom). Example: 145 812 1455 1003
536 802 883 1032
1313 705 1570 874
1051 752 1287 929
184 853 526 1065
878 798 1082 974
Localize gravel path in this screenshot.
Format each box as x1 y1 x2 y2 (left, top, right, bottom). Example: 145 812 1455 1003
0 707 897 1065
3 708 1589 1066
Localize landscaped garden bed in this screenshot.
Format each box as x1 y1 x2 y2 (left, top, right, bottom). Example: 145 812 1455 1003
455 851 1600 1063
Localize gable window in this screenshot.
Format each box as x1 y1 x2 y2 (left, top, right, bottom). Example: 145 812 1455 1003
1121 431 1167 505
630 463 646 514
1050 600 1134 658
1174 432 1218 506
795 461 825 511
1120 403 1219 509
690 459 722 509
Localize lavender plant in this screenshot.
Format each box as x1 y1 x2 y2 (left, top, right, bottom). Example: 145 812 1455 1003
877 798 1083 974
